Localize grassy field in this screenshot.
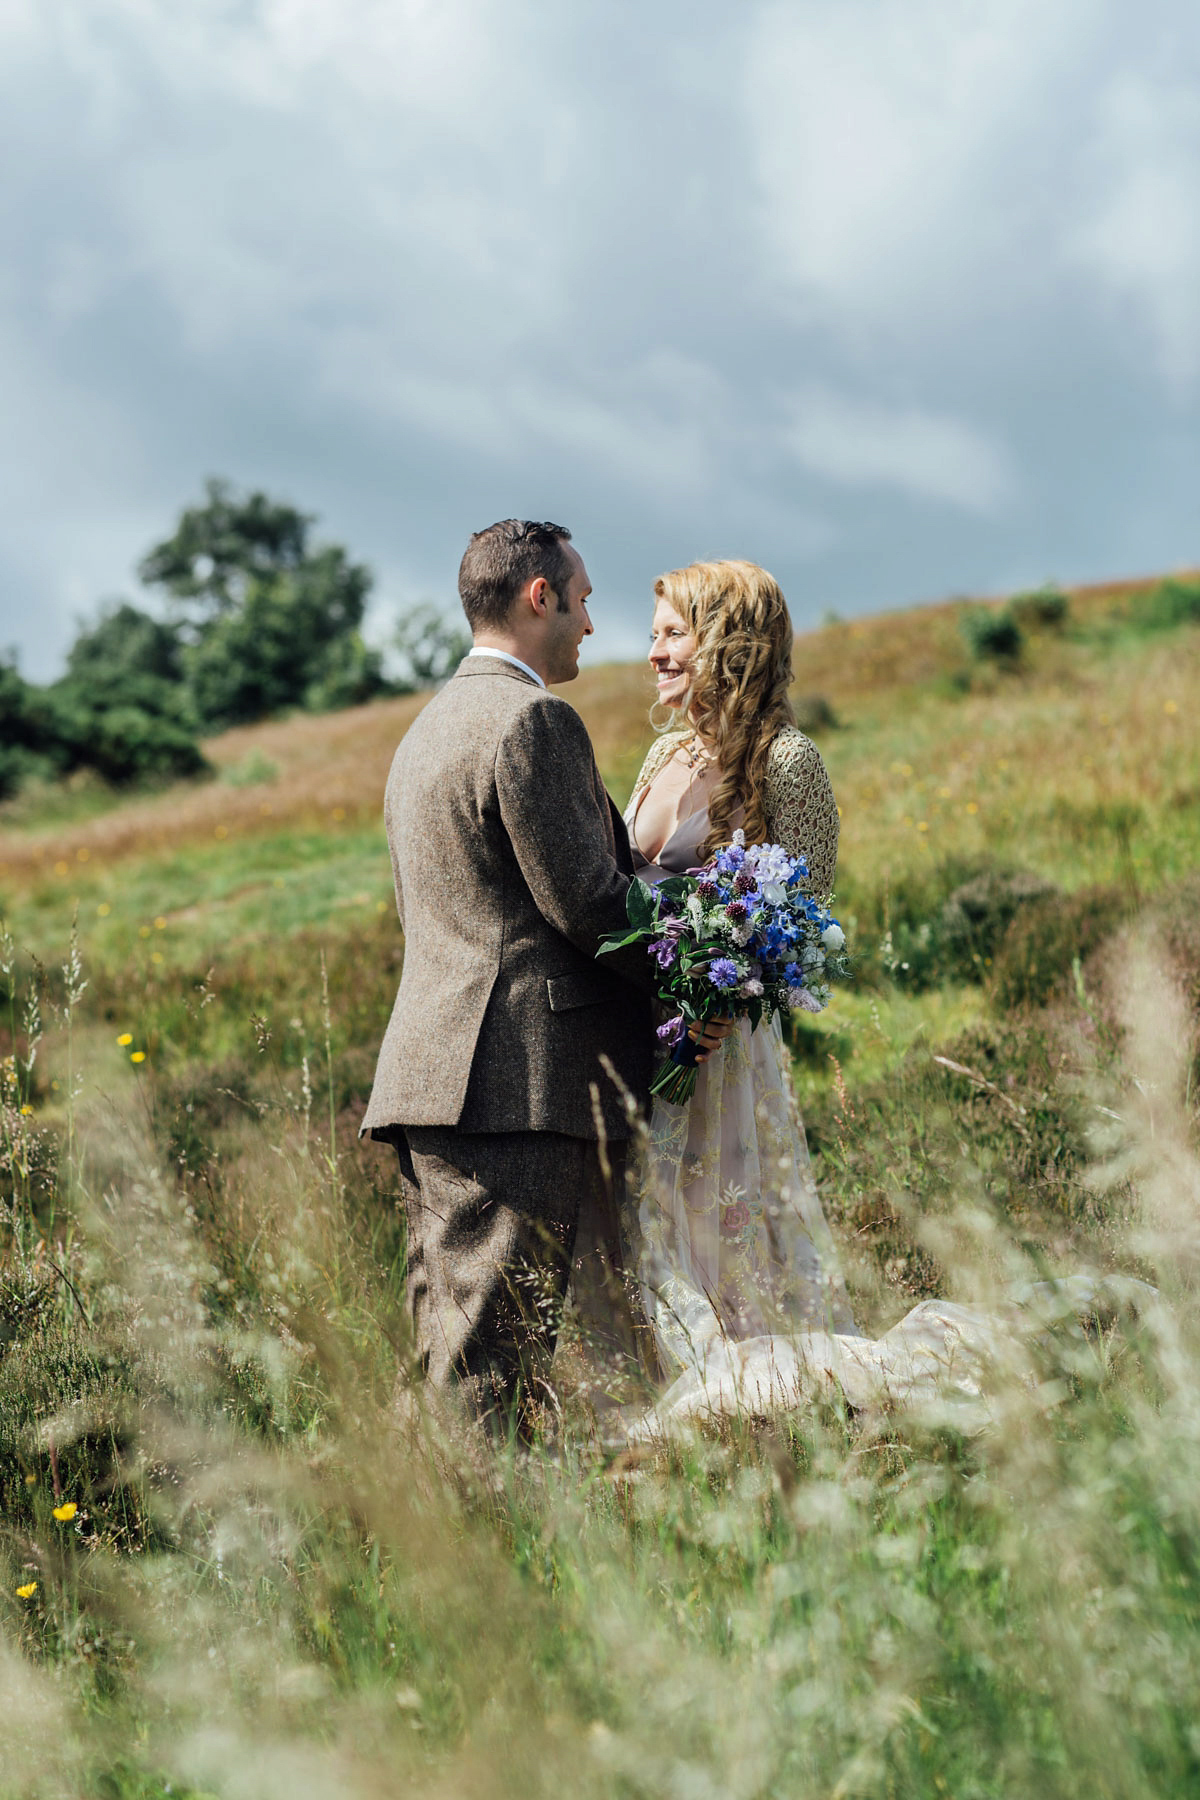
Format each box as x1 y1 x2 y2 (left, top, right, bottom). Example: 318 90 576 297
2 573 1200 1797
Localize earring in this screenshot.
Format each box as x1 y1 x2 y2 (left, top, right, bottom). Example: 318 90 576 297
648 701 676 731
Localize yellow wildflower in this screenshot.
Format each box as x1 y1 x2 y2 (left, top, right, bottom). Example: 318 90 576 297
151 952 164 965
966 802 980 815
97 902 112 917
117 1033 133 1047
1164 699 1178 715
20 1104 33 1116
15 1582 37 1599
130 1051 147 1065
154 916 167 930
52 1502 77 1522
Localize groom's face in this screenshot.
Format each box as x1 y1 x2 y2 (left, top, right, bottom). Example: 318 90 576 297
540 546 594 684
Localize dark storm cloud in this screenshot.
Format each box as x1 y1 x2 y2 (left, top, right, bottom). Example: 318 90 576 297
1 0 1197 682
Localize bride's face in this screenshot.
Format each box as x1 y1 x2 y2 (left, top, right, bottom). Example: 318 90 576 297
648 599 698 710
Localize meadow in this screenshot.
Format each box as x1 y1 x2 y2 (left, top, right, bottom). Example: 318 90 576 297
2 573 1199 1798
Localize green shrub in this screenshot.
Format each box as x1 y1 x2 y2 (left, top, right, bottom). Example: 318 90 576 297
852 858 1054 992
793 692 839 735
1011 585 1070 630
961 605 1024 663
989 884 1129 1009
941 868 1060 979
1140 574 1200 631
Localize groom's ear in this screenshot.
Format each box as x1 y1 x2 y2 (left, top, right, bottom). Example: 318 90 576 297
526 576 552 617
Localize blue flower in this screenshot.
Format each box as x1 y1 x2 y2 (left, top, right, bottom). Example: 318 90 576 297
716 844 746 874
784 960 804 985
708 957 740 990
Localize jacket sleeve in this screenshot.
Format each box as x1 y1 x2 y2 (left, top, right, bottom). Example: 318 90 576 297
495 697 652 989
762 730 840 902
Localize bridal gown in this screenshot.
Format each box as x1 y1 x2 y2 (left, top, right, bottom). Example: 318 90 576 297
619 771 1155 1440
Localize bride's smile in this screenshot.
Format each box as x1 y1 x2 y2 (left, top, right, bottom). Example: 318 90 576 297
648 598 698 707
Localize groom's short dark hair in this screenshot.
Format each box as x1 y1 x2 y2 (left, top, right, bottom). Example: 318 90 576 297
458 520 575 629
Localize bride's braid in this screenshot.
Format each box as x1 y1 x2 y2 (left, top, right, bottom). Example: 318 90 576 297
653 560 796 859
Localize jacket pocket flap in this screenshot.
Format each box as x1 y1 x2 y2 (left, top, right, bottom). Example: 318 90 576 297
547 972 611 1013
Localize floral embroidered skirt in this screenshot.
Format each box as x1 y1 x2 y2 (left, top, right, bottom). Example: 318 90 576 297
624 1012 860 1378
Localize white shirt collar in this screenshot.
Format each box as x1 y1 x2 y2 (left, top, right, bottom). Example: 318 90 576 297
464 647 546 688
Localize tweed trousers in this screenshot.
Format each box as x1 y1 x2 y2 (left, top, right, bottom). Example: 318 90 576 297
393 1127 631 1436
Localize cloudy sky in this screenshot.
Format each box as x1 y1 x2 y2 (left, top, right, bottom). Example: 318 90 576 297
3 0 1199 680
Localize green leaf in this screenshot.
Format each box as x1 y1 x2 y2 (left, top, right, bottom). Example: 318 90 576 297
626 878 657 932
596 930 646 956
746 998 763 1032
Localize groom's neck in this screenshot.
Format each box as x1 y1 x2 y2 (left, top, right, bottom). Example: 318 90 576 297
471 630 554 686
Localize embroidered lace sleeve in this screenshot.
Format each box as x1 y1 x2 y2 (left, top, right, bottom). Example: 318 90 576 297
762 729 840 901
629 731 688 800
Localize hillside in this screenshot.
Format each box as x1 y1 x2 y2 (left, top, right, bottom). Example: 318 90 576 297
2 567 1200 1799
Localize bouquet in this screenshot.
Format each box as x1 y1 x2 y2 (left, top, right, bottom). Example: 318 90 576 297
598 830 850 1105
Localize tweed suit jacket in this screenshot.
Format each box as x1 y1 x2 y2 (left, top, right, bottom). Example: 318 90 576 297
360 659 653 1142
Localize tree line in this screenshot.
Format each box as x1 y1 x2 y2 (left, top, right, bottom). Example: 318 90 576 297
0 481 469 801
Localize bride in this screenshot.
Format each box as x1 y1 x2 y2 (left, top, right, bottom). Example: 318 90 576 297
615 560 1151 1435
622 559 858 1382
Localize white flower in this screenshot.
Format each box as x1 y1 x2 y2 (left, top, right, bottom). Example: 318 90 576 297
732 828 746 847
762 880 788 906
821 923 845 952
740 977 764 997
686 893 704 927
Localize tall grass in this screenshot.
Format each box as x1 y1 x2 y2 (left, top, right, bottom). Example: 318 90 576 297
2 580 1200 1797
0 897 1197 1797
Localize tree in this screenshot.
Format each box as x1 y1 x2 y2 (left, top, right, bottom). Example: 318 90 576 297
65 601 184 688
140 480 393 729
0 655 59 799
138 478 313 624
392 603 471 688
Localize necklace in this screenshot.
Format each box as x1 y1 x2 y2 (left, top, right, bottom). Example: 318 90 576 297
684 735 709 770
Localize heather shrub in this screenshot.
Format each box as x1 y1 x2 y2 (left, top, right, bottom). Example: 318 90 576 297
989 883 1129 1009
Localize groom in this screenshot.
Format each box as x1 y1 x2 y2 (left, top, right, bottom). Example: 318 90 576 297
361 519 655 1437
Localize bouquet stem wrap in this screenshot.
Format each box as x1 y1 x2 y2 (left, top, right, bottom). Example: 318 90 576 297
651 1025 704 1106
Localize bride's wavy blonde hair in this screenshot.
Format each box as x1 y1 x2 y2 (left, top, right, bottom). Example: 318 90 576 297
654 559 796 858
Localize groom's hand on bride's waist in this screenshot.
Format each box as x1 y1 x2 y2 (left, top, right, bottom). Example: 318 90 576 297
689 1014 735 1062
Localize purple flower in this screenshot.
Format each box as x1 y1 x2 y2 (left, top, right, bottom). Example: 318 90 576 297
708 957 740 990
656 1014 685 1045
649 937 678 970
696 878 719 902
725 899 748 923
784 961 803 984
